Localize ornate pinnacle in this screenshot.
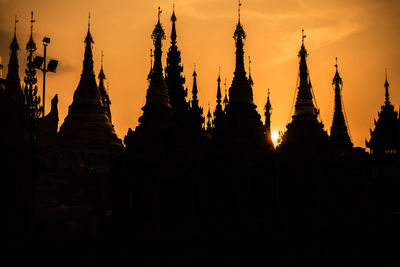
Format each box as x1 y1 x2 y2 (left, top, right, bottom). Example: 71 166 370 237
99 50 105 79
171 3 176 22
223 78 229 107
332 57 342 85
238 0 242 22
10 16 19 50
216 67 222 104
384 68 390 105
14 15 18 36
26 11 36 51
302 29 306 46
152 7 166 44
85 13 94 45
248 56 253 85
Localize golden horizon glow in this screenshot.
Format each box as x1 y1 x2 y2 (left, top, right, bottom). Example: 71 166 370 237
0 0 399 148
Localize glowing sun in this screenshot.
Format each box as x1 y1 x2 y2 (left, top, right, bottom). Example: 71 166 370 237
271 131 279 143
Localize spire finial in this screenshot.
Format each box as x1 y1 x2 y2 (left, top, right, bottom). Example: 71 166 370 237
384 68 390 104
158 6 162 23
30 11 35 33
194 63 196 73
88 12 91 29
248 56 251 74
335 57 338 71
302 29 306 45
238 0 242 22
101 50 104 68
268 88 270 97
224 78 227 92
385 68 388 83
14 15 18 35
150 48 153 68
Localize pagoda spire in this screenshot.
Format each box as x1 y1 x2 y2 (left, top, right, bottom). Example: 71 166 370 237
265 88 272 134
5 15 21 93
228 0 254 105
165 4 188 114
329 58 352 150
279 30 328 154
191 66 199 109
82 13 95 77
69 13 102 107
98 51 112 121
213 67 224 128
223 78 228 109
216 67 222 109
292 29 318 120
264 88 273 146
188 65 204 132
143 7 171 109
170 3 177 45
219 1 265 149
384 68 390 106
24 11 41 118
58 16 121 149
366 70 399 158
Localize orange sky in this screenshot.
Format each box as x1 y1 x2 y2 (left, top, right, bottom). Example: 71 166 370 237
1 0 400 147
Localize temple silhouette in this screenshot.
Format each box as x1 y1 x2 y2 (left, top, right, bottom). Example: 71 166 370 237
2 4 400 266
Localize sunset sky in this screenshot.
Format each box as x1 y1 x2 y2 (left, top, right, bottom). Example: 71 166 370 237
1 0 399 147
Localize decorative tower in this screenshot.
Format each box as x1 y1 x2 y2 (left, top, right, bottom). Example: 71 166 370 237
165 5 188 116
366 70 399 158
279 30 328 154
329 58 353 155
248 56 253 86
222 1 265 148
223 78 229 110
5 16 22 97
58 15 121 150
188 67 204 132
98 51 112 122
213 68 224 129
264 89 273 147
23 12 41 118
137 7 172 127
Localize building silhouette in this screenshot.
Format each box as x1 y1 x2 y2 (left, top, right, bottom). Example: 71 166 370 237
2 5 400 266
329 59 353 157
279 32 329 157
366 72 400 159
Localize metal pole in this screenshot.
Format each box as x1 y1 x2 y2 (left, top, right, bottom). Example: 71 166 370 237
42 43 47 117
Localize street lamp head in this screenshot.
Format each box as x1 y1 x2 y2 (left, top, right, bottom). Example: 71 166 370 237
33 56 44 69
47 59 58 72
43 37 50 45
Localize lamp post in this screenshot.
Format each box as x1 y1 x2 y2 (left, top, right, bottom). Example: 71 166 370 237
34 37 58 117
